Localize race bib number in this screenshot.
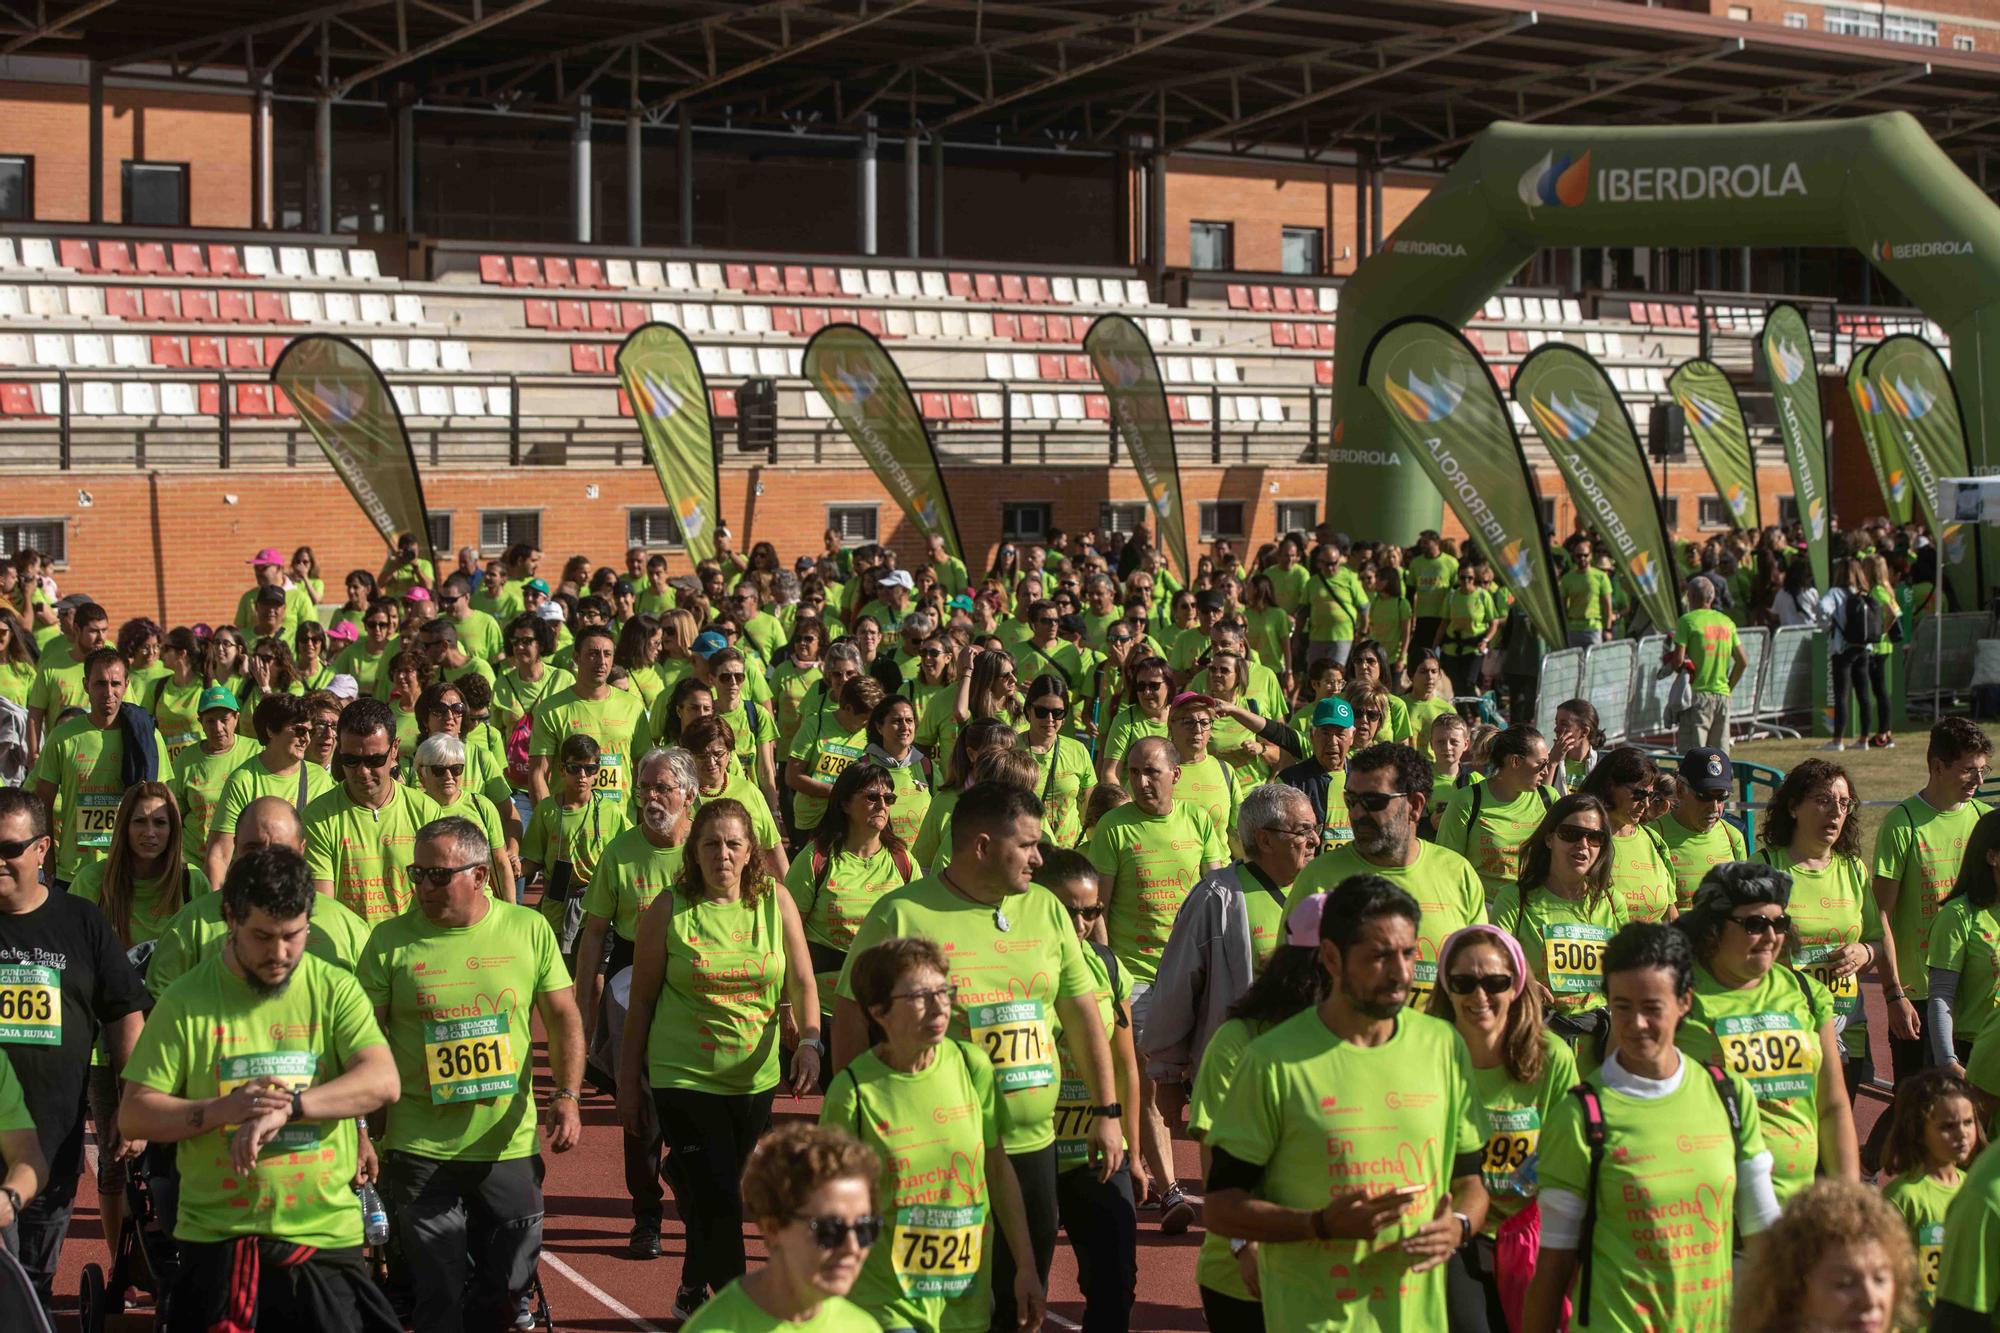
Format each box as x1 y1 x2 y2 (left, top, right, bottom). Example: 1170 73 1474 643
892 1203 984 1298
967 999 1054 1092
592 751 626 800
1481 1106 1541 1197
76 792 120 849
1919 1221 1943 1294
217 1051 320 1156
1410 958 1437 1010
1714 1011 1815 1099
1053 1078 1093 1172
1545 923 1611 995
1792 945 1860 1019
0 965 60 1046
424 1014 519 1104
164 730 199 761
813 743 861 783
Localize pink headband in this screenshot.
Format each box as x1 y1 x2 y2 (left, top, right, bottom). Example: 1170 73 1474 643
1285 893 1327 947
1439 924 1528 999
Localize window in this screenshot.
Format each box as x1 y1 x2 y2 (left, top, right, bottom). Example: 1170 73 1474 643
1002 502 1051 543
425 512 453 557
1098 503 1148 535
1281 226 1323 276
1777 495 1800 528
625 508 685 548
827 504 878 545
121 161 188 226
0 156 30 222
1199 501 1246 541
1955 33 1977 52
1189 221 1233 272
1698 496 1729 529
1657 497 1680 530
1536 496 1556 533
0 518 64 565
1824 6 1880 37
1726 5 1751 19
1274 500 1317 535
478 509 540 553
1782 11 1808 28
1884 12 1938 44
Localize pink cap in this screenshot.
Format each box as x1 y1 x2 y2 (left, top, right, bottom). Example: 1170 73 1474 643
1285 893 1327 947
327 621 359 643
247 547 284 566
1438 924 1529 999
1168 691 1215 712
403 585 432 602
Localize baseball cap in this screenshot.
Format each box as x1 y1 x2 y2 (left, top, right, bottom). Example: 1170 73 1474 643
691 630 728 659
1056 613 1086 639
327 621 358 644
535 603 565 623
1195 591 1226 614
524 578 550 595
879 569 916 591
54 593 94 612
1311 697 1356 729
1168 691 1214 713
196 685 239 715
1285 893 1328 947
255 585 288 607
327 674 360 700
247 547 285 567
613 579 635 597
947 594 975 612
1678 747 1732 798
403 585 431 603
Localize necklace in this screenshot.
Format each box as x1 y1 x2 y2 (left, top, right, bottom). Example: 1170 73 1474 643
941 869 1011 932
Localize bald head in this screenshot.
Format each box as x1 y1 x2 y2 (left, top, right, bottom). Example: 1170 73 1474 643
235 796 305 858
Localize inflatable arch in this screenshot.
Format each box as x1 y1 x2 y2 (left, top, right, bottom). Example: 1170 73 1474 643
1329 111 2000 583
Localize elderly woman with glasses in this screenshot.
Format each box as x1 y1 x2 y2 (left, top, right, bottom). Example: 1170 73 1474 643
411 731 515 902
1675 862 1860 1203
1578 746 1679 923
819 935 1042 1333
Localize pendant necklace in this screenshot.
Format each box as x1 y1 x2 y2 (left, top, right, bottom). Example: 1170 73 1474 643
943 869 1011 932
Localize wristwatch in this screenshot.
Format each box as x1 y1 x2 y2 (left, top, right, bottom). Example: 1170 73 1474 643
1228 1237 1251 1257
288 1088 306 1122
1088 1102 1123 1119
1 1186 19 1220
550 1088 580 1105
1454 1211 1473 1248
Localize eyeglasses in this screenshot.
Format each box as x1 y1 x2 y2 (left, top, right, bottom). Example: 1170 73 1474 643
637 781 676 795
1446 973 1514 996
792 1214 883 1251
890 984 955 1010
1808 793 1856 814
0 836 44 859
1729 913 1792 936
510 638 538 651
1068 905 1104 922
408 863 482 887
564 763 601 777
1031 704 1067 721
334 751 393 769
310 718 339 733
1358 710 1386 723
1554 823 1610 848
426 764 466 779
1178 716 1213 730
1347 790 1409 813
366 620 393 631
859 790 897 807
1271 825 1321 843
468 712 490 727
1033 616 1059 627
430 702 467 717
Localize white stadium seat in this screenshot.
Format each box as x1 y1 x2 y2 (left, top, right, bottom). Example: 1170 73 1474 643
19 238 57 270
440 341 472 372
32 334 70 367
1051 277 1076 304
371 339 406 371
323 292 358 324
349 250 382 280
681 304 712 334
416 385 451 416
287 291 323 322
72 333 110 367
278 247 312 277
486 385 513 416
940 310 968 338
80 381 118 414
120 382 158 415
651 301 680 325
0 288 23 318
839 268 867 295
451 385 485 416
604 259 635 288
405 338 439 371
1076 277 1102 304
312 248 346 278
693 263 725 289
711 304 742 334
27 286 65 317
921 272 949 299
391 385 418 415
112 334 148 367
696 346 725 375
893 270 921 298
866 270 895 298
740 304 772 335
393 294 425 325
0 334 27 365
726 347 756 376
66 285 105 318
358 293 394 325
242 245 276 276
756 348 787 376
160 382 199 416
984 352 1011 379
1010 352 1037 379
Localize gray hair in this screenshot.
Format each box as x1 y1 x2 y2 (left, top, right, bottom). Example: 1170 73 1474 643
824 642 864 671
1237 782 1311 851
637 745 698 796
417 814 490 866
1085 573 1116 596
414 732 466 768
902 610 936 636
1685 576 1716 607
773 570 801 602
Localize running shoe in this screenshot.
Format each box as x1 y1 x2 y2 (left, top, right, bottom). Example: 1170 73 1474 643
671 1284 707 1322
512 1293 536 1330
1818 741 1845 752
1159 1183 1196 1235
628 1221 661 1259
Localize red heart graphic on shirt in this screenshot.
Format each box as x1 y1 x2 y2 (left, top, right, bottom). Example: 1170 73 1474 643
947 1150 982 1204
1395 1138 1439 1192
1694 1182 1726 1238
1008 972 1053 1001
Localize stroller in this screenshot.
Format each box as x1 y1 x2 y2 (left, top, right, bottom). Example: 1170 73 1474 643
77 1145 178 1332
0 1243 55 1333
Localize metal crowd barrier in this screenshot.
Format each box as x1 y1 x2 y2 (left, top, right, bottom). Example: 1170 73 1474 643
1907 613 1991 717
1750 626 1811 737
1579 639 1637 742
1535 649 1585 735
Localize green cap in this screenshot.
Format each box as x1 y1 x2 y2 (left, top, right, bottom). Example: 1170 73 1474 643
197 685 240 715
1311 697 1355 729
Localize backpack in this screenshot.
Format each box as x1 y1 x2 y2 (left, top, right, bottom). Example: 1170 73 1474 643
810 841 915 899
1452 781 1552 858
1569 1063 1742 1326
1839 589 1883 647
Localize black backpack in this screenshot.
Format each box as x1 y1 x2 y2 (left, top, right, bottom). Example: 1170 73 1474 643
1839 590 1883 646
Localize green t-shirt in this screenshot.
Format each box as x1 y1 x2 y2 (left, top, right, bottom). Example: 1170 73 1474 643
1757 847 1878 1058
1441 588 1494 643
837 877 1096 1155
149 677 208 763
1559 566 1611 632
1242 605 1295 672
1026 736 1095 850
787 711 868 832
70 861 212 948
820 1040 998 1327
0 1056 32 1132
1098 709 1167 779
521 794 626 935
210 754 338 849
1433 784 1552 902
302 783 445 926
690 771 784 853
882 761 933 851
1673 609 1739 696
358 899 568 1160
1538 1059 1766 1331
647 885 787 1095
680 1280 880 1333
1935 1136 2000 1317
1472 1033 1580 1234
126 952 386 1247
172 736 261 867
26 662 86 720
1053 941 1130 1175
1406 554 1458 619
1286 842 1485 1010
1883 1168 1959 1317
911 786 958 872
146 890 372 997
1604 824 1676 924
1678 963 1835 1201
30 715 177 882
1654 814 1746 913
1876 795 1993 1002
1305 568 1370 644
1173 754 1241 850
1206 1008 1483 1333
490 664 575 739
329 641 391 698
1931 898 2000 1051
769 661 823 754
787 844 914 963
1086 802 1229 984
527 685 647 806
1187 1016 1264 1302
1266 563 1311 615
581 825 686 942
1489 883 1628 1015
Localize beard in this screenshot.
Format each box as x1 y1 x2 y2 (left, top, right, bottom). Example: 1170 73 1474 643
1351 818 1405 859
228 935 299 998
1345 977 1406 1021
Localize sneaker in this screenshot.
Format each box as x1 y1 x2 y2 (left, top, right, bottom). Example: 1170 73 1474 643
1879 735 1896 749
1158 1183 1196 1236
1818 741 1846 752
513 1293 536 1330
671 1285 707 1323
627 1222 661 1259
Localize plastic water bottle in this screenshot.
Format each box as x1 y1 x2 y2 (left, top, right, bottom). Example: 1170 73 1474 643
357 1181 390 1246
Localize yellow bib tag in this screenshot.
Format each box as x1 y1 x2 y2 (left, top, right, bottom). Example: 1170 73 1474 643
423 1015 519 1104
1053 1078 1093 1172
77 792 120 849
1544 924 1611 996
1714 1012 1814 1099
966 999 1053 1093
891 1203 984 1298
0 965 60 1047
216 1051 320 1156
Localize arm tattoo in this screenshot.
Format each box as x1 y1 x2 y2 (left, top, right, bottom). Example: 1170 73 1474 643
187 1104 204 1130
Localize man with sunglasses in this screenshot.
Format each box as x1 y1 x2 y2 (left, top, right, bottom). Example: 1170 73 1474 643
359 816 583 1333
415 618 496 696
526 626 645 809
433 574 504 667
1284 743 1485 1012
32 646 173 892
1654 748 1746 914
304 697 444 927
206 693 337 885
0 788 149 1310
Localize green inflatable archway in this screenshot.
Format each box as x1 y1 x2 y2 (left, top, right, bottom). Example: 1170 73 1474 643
1330 111 2000 584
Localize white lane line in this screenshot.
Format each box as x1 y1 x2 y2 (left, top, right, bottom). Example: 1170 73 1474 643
1046 1313 1083 1330
540 1252 667 1333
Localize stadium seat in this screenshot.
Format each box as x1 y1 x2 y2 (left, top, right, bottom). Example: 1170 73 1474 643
619 301 647 331
1046 314 1073 341
77 381 117 414
1010 352 1037 379
1507 331 1528 354
710 388 738 418
1030 392 1058 420
26 286 63 317
194 382 221 415
949 391 977 420
160 382 198 416
1272 287 1296 314
272 246 308 278
913 310 940 338
861 270 890 299
1216 357 1239 383
588 301 621 332
393 294 425 325
1167 395 1188 423
1084 393 1109 421
712 304 743 334
945 272 973 300
1038 354 1066 381
417 384 451 416
104 287 142 320
939 310 968 339
922 272 950 300
59 239 96 272
120 381 158 415
178 289 216 323
755 264 784 294
885 270 914 299
754 347 784 376
603 259 635 288
554 300 588 331
990 313 1017 340
770 306 801 335
213 290 250 324
1162 357 1189 384
966 311 994 339
0 383 41 416
807 267 837 296
309 248 344 279
1050 277 1076 305
1190 358 1214 385
1188 396 1211 423
252 290 290 323
1271 323 1294 348
440 341 471 372
204 245 241 279
510 256 543 286
349 250 382 280
0 289 20 320
857 309 886 336
1074 277 1101 305
974 273 1001 301
391 385 419 416
226 336 262 369
88 240 127 274
486 385 513 416
649 261 679 289
70 333 108 368
681 304 711 334
142 289 182 321
406 339 439 371
451 385 486 416
919 391 948 421
799 308 829 335
690 262 723 289
975 391 1004 420
1315 360 1333 386
183 336 219 369
984 352 1011 380
725 347 756 376
359 293 394 325
371 339 405 371
110 334 147 367
60 286 102 318
0 239 13 269
574 258 608 290
18 238 57 271
724 263 752 291
1124 279 1149 305
999 274 1026 303
1248 287 1271 312
742 304 774 335
543 257 575 289
287 292 322 323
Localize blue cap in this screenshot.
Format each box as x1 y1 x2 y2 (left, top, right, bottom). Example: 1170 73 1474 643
197 685 240 715
691 630 728 659
1311 697 1355 729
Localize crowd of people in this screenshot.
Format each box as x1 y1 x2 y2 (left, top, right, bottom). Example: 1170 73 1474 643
0 513 1990 1333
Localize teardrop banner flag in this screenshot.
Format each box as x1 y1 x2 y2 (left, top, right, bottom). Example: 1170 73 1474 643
1359 316 1566 648
1759 303 1832 591
1844 348 1916 526
616 323 722 566
1862 334 1985 609
1084 314 1190 584
804 324 965 564
1513 344 1683 634
271 334 437 572
1667 358 1761 530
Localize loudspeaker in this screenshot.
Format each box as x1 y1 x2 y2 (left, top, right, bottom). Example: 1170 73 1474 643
1648 401 1686 460
736 378 777 455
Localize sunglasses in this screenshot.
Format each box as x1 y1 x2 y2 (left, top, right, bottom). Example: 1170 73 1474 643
1031 704 1067 721
334 751 393 769
1554 823 1610 848
1357 710 1386 723
0 836 44 859
793 1214 884 1250
1730 913 1791 936
714 672 747 685
564 763 601 776
1136 679 1167 692
430 702 467 716
1108 633 1133 645
1446 974 1514 996
425 764 466 779
859 790 897 807
408 863 482 887
365 620 394 630
1069 905 1104 922
510 638 538 650
1347 790 1409 813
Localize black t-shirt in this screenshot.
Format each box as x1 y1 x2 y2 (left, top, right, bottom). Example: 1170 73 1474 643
0 890 150 1172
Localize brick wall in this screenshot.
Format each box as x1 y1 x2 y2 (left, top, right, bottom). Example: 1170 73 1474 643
1159 156 1435 274
1697 0 1999 51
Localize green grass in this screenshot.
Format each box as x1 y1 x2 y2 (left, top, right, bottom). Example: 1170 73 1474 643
1731 727 1933 851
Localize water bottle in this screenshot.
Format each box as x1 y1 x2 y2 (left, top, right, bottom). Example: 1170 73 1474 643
357 1181 390 1247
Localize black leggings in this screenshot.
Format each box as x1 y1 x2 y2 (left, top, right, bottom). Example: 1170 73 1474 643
990 1145 1059 1333
1199 1285 1263 1332
653 1086 774 1295
1867 653 1892 732
1055 1164 1136 1332
1444 1233 1507 1333
1832 646 1872 742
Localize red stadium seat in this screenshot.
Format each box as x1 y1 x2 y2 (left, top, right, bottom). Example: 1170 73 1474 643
991 313 1018 340
1506 330 1528 354
253 291 290 323
1642 302 1665 325
1293 322 1315 347
156 336 193 368
1315 325 1337 350
197 382 221 415
1315 360 1333 386
1065 355 1091 380
570 344 604 374
724 263 753 291
754 264 783 294
1000 274 1026 303
801 308 830 335
812 267 840 295
1084 394 1109 421
272 385 296 416
573 258 607 289
1463 330 1486 354
710 388 738 418
1019 314 1046 343
616 387 633 416
949 391 978 420
1226 285 1250 310
1167 395 1188 423
1273 287 1296 314
1296 287 1318 309
480 255 513 285
555 300 588 330
974 273 1000 301
523 299 556 329
234 384 272 416
510 256 543 286
784 266 811 295
771 307 801 335
919 391 949 420
1045 314 1073 342
60 239 96 272
1492 363 1513 389
1038 354 1065 380
544 257 575 289
136 242 171 275
182 289 218 323
105 287 142 320
1025 276 1052 305
621 301 648 330
588 301 621 332
1249 287 1272 312
209 246 243 278
264 336 292 364
830 307 858 325
142 289 181 321
0 384 42 416
98 241 134 274
947 272 973 299
226 337 263 369
1271 323 1294 347
857 309 886 336
216 290 251 324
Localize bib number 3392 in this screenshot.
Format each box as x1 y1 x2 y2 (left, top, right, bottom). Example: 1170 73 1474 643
424 1015 519 1104
967 999 1053 1093
892 1203 984 1298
